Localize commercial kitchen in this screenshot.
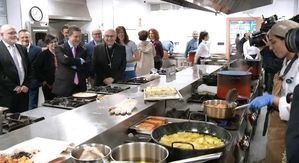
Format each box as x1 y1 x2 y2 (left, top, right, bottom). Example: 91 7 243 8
0 0 298 162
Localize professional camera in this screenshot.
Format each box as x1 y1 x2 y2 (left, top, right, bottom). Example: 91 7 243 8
286 15 299 53
285 28 299 53
249 15 278 47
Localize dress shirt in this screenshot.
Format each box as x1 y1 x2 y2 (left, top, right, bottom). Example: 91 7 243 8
185 39 198 56
3 41 25 85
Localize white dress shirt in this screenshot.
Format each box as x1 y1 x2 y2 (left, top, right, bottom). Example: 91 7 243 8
195 40 210 63
278 57 299 121
3 41 25 85
243 40 260 60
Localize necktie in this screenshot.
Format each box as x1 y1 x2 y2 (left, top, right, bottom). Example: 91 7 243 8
10 45 23 85
72 47 79 85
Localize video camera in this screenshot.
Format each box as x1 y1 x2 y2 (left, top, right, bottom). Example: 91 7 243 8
286 15 299 53
249 15 278 47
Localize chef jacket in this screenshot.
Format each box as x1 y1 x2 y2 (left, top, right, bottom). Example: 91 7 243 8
195 40 210 62
278 57 299 121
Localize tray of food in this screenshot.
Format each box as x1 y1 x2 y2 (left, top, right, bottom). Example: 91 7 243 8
0 137 72 163
129 116 168 134
129 116 203 135
144 87 183 101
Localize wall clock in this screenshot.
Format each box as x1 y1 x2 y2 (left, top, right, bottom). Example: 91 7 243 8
30 6 43 22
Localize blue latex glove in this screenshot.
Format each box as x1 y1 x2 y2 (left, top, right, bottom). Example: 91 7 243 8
249 94 274 110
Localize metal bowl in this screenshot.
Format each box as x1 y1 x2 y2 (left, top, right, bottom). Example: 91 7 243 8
110 142 169 162
71 143 111 163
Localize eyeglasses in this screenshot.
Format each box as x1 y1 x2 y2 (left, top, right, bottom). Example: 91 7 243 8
93 33 102 35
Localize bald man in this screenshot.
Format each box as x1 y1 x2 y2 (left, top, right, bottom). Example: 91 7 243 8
185 31 198 57
0 24 31 112
92 29 126 86
84 28 103 82
18 29 42 110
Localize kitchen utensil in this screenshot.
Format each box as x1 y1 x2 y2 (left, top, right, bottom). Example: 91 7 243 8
71 143 111 163
217 70 251 100
110 142 168 162
151 121 232 161
169 152 222 163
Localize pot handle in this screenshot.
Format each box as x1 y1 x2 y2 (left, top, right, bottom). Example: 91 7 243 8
169 152 222 163
171 141 195 150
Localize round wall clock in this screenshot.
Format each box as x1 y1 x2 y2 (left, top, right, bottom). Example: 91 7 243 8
30 6 43 22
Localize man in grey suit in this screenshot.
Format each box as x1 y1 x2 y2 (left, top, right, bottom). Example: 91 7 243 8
93 29 126 86
0 24 31 112
52 25 90 97
18 29 42 110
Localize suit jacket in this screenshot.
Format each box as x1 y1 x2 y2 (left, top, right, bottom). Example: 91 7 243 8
93 43 126 86
28 44 42 89
0 41 31 112
286 84 299 162
33 49 56 85
84 40 97 77
52 42 90 97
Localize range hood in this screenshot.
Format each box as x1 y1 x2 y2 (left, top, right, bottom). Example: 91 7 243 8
162 0 273 14
48 0 92 21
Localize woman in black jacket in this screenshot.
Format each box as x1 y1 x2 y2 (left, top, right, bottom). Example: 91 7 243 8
33 34 57 100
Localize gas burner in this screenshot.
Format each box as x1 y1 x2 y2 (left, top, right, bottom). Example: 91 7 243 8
89 85 130 95
187 93 216 103
1 113 44 134
43 97 95 110
117 77 149 85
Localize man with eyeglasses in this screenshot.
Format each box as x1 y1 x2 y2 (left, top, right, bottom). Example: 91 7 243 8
85 28 103 86
93 29 126 86
0 24 31 113
18 29 42 110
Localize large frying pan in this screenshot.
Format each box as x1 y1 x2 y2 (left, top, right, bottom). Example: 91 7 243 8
151 121 232 161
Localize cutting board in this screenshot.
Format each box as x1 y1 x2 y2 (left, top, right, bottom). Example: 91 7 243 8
0 137 71 163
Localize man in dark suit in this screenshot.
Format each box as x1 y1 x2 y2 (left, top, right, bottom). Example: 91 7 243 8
18 29 42 110
84 28 103 86
52 25 90 97
0 24 31 113
93 29 126 86
58 24 69 45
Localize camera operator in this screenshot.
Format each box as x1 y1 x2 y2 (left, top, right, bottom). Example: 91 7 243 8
248 20 299 163
284 15 299 163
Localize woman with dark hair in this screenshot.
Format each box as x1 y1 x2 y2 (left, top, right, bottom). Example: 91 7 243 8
136 30 155 76
148 28 163 70
195 31 210 64
116 26 139 80
33 34 58 100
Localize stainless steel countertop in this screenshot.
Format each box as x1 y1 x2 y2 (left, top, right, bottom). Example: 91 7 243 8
21 106 67 119
0 65 222 150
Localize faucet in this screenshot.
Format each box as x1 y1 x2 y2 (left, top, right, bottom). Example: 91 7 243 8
0 107 9 135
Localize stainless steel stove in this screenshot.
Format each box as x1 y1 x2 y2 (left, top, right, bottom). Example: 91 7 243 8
117 77 150 85
43 97 95 110
88 85 130 95
1 113 44 135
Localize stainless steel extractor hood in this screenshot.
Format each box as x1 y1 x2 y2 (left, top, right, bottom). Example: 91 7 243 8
162 0 273 14
48 0 92 21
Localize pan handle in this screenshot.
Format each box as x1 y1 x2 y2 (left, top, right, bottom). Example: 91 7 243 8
171 141 195 150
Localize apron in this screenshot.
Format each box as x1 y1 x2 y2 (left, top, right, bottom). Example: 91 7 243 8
265 111 287 163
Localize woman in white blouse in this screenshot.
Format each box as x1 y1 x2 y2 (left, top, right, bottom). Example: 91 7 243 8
195 31 210 64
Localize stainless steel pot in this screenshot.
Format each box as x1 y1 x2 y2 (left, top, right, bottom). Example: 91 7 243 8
110 142 169 162
71 143 111 163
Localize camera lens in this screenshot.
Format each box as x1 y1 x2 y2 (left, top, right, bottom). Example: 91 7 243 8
285 28 299 53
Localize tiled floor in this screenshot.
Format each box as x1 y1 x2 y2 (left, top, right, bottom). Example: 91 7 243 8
248 108 267 163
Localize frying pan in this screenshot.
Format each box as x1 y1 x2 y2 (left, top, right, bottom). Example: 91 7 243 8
151 121 232 161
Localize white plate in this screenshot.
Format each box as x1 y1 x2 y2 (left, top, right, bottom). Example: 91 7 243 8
73 92 97 98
